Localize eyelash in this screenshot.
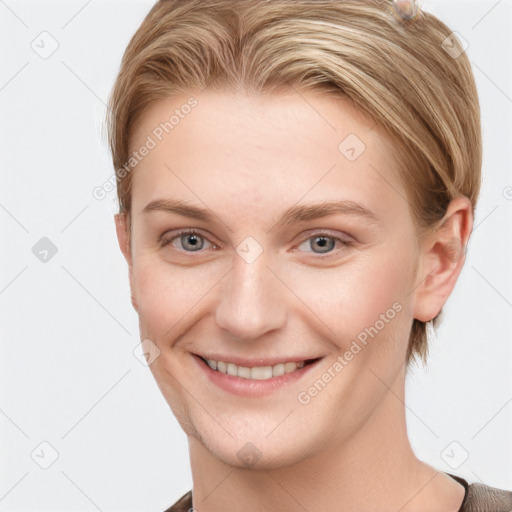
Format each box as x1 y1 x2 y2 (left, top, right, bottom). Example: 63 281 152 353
159 229 354 259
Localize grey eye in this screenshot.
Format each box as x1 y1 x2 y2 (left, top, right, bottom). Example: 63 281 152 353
310 236 335 253
179 233 205 251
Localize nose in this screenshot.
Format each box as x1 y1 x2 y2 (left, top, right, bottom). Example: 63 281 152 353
214 250 287 342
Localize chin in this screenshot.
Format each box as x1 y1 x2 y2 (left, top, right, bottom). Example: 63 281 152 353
202 432 316 471
186 407 325 470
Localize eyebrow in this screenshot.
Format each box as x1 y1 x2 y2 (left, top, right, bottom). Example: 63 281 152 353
142 198 380 230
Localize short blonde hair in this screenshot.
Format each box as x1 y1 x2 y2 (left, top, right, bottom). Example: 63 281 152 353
107 0 482 367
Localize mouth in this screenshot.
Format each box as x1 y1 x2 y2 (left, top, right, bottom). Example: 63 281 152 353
196 355 322 381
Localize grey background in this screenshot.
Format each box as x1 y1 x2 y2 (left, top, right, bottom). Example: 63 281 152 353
0 0 511 510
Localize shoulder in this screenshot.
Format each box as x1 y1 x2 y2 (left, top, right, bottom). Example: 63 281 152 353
162 490 192 512
461 481 512 512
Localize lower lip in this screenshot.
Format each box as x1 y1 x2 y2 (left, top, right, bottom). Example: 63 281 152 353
192 354 321 397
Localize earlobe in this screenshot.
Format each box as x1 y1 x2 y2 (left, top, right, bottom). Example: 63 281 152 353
412 196 473 322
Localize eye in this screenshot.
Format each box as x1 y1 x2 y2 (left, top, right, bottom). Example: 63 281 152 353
159 229 353 258
297 232 353 257
160 230 217 253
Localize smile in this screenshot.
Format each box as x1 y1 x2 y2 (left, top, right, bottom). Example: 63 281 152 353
198 356 319 381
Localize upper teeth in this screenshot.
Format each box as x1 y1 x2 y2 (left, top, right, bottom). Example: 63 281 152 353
205 358 305 380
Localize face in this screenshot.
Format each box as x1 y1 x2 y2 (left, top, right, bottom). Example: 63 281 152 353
116 88 425 469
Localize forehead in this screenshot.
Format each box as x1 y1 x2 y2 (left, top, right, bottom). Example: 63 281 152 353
129 89 410 225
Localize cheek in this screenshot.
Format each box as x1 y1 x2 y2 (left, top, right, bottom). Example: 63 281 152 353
284 245 416 346
131 257 221 334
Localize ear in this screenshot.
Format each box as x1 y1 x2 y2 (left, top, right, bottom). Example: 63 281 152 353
114 213 138 312
114 213 132 265
412 196 473 322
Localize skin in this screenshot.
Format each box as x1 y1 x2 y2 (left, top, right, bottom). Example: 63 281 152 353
115 87 472 512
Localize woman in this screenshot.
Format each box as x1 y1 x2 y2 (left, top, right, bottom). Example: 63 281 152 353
107 0 512 510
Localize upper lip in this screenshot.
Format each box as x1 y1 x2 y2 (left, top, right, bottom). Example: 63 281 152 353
194 353 323 367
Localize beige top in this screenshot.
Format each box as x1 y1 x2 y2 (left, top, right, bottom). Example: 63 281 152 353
163 473 512 512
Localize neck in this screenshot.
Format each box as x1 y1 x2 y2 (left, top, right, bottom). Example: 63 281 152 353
187 365 465 512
